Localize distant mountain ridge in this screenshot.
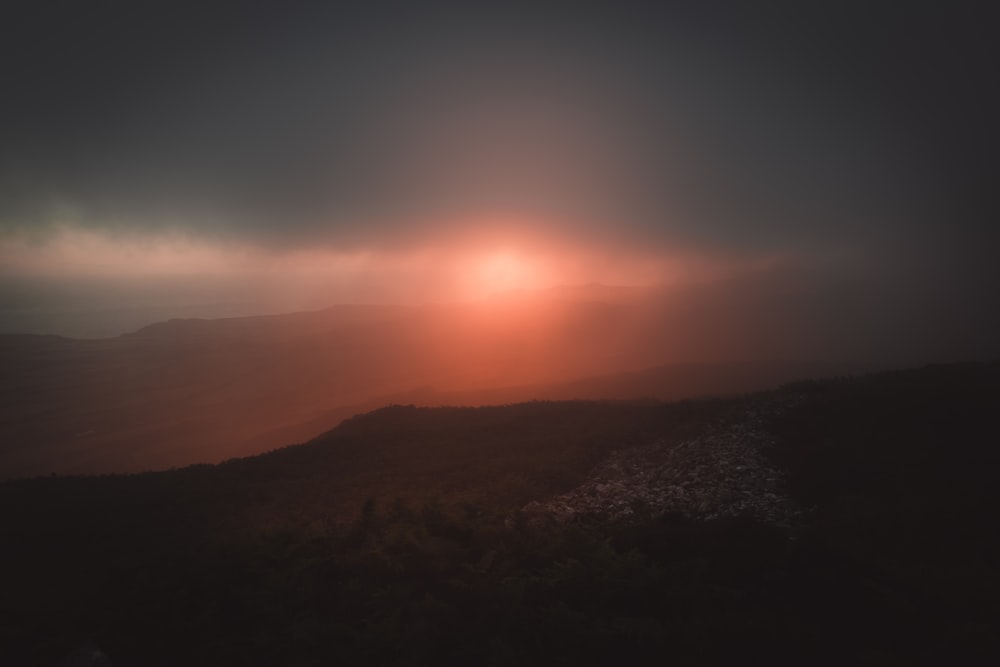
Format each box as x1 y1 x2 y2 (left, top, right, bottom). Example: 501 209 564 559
0 277 980 479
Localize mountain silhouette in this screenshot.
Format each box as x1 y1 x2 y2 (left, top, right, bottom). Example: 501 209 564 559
1 362 997 665
1 280 896 479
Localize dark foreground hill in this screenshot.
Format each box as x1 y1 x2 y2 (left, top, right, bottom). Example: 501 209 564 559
1 362 999 665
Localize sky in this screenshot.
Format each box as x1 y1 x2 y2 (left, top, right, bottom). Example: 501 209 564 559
1 1 998 353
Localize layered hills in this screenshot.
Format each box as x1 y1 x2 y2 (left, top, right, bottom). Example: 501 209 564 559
1 282 882 479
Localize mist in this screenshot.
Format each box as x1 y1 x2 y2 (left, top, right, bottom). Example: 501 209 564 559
2 1 999 478
3 2 997 342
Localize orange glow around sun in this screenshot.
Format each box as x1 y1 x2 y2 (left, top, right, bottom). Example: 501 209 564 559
468 250 547 294
0 218 778 316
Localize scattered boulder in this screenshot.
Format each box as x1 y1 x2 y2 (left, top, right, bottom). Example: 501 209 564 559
519 393 805 527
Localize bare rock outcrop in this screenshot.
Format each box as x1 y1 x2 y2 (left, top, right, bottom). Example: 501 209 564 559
519 394 805 527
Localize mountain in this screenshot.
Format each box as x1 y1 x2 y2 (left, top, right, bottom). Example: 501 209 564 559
1 280 898 480
1 362 998 665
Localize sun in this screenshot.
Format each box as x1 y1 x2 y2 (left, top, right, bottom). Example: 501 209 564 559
472 250 545 296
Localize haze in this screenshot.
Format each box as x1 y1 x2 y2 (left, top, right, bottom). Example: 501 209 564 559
1 2 998 476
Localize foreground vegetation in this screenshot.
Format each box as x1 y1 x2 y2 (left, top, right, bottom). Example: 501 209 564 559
2 363 998 665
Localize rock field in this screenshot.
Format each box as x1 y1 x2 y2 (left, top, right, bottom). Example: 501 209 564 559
520 393 806 527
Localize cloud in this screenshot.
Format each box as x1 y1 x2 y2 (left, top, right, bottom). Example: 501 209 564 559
2 1 980 261
1 1 998 354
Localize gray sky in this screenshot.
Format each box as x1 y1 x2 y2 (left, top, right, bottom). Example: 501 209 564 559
1 1 998 351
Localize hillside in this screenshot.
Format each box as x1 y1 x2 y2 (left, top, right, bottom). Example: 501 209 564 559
2 362 999 665
0 284 882 480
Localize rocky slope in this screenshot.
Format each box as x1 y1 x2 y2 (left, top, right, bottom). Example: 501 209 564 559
520 393 805 526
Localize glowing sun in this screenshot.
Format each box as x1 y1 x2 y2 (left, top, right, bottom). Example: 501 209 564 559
471 250 547 295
